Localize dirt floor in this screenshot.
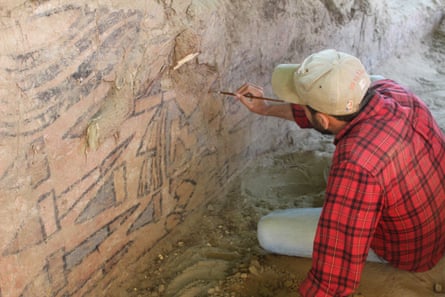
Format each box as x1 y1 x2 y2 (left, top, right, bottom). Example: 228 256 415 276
108 27 445 297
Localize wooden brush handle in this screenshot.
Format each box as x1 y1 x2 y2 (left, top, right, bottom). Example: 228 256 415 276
216 91 284 103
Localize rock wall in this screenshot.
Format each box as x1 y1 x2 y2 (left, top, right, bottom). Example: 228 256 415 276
0 1 442 296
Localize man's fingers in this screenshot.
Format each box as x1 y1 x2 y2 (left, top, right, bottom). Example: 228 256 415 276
234 83 267 114
248 83 263 91
236 83 264 97
236 83 252 95
236 93 252 105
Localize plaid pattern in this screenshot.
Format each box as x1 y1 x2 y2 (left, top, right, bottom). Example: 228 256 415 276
291 104 312 128
293 80 445 297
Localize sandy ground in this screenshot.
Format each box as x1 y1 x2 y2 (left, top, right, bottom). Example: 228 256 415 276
109 27 445 297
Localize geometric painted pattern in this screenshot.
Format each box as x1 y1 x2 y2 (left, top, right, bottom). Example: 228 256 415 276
0 3 225 297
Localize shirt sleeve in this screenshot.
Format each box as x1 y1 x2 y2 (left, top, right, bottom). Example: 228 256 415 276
299 161 383 297
291 104 313 128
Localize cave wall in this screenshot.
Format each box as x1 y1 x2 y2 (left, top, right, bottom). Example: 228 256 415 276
0 0 443 296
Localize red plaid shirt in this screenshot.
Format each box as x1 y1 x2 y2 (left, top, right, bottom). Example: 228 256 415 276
292 79 445 297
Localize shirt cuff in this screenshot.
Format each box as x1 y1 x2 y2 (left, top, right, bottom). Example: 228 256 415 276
291 104 312 128
299 274 334 297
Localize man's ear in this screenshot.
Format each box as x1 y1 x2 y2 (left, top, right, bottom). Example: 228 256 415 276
315 113 330 130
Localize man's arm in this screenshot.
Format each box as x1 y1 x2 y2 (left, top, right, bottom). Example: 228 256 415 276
235 83 313 128
234 83 295 120
299 161 383 296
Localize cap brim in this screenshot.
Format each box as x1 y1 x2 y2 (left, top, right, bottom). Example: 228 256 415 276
271 64 302 104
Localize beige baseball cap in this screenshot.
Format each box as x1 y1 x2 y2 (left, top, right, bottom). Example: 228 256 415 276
271 49 371 115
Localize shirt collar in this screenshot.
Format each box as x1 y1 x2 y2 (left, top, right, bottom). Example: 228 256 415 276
334 86 381 144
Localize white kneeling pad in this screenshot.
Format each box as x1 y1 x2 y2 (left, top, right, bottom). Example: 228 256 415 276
257 207 387 263
257 208 321 258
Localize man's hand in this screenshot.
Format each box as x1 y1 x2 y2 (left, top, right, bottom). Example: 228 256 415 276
235 83 295 121
235 83 269 116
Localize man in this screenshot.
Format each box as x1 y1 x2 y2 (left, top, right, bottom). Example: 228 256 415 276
235 49 445 296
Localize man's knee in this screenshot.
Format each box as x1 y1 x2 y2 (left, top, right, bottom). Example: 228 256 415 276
257 208 321 257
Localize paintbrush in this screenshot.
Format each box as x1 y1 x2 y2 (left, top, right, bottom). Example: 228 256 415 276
211 91 284 103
